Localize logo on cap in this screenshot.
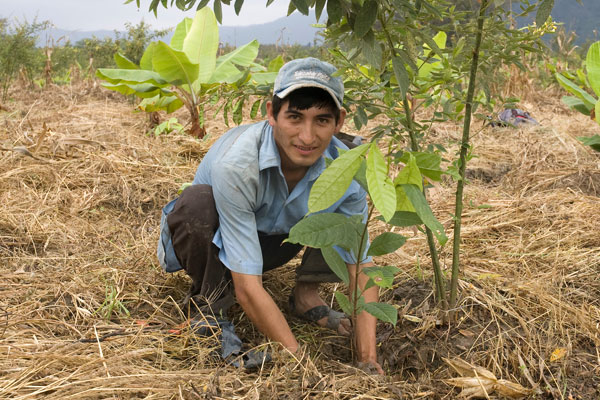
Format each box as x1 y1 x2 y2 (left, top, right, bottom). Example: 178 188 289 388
294 70 331 82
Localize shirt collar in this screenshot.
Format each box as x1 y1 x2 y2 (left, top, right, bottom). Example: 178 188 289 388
258 122 280 171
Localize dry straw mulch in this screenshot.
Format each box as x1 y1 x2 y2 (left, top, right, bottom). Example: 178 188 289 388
1 82 599 399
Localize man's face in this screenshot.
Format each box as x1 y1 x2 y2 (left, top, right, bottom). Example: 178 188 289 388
267 100 346 173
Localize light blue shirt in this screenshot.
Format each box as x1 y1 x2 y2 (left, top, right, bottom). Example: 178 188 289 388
191 120 369 275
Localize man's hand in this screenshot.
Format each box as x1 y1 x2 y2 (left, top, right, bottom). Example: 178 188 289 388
231 271 299 353
348 261 384 375
358 360 385 375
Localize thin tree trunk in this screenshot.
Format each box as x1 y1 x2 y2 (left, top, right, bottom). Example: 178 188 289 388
381 12 450 310
449 0 489 310
402 97 448 310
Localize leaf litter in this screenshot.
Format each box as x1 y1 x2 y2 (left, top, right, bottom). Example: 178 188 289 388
0 80 599 398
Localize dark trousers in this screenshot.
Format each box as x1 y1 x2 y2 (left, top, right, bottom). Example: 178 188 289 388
166 184 338 314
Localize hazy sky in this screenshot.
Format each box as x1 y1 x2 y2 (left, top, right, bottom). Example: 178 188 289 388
2 0 291 30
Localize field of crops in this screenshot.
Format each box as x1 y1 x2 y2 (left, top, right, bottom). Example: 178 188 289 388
0 77 598 399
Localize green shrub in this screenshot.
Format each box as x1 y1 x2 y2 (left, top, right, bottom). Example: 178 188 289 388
556 41 600 152
0 18 49 99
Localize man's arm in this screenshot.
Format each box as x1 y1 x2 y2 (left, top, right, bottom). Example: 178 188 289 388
230 271 299 353
347 261 384 375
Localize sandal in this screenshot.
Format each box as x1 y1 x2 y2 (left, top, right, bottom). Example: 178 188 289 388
288 293 350 333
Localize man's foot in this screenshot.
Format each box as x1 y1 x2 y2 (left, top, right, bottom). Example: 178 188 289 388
288 283 352 336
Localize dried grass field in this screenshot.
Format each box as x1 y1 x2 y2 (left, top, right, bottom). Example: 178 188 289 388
1 81 599 399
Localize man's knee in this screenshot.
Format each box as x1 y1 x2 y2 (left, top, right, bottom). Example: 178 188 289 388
167 184 218 234
296 247 341 283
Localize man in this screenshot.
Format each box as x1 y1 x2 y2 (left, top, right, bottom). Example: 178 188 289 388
157 57 382 374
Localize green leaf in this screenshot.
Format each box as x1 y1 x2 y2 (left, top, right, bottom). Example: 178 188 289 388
138 95 184 113
395 184 415 213
335 292 354 315
268 55 284 72
215 39 259 67
362 30 382 70
356 107 368 128
101 82 138 96
401 184 447 246
251 71 278 85
250 99 261 119
308 143 369 213
234 0 243 15
149 0 160 15
210 62 243 84
561 95 591 115
366 143 396 221
287 1 297 16
322 246 350 285
418 0 442 18
291 0 309 15
578 134 600 152
102 82 164 98
315 0 326 21
288 213 361 250
327 0 342 23
114 53 139 69
432 30 447 50
170 17 193 50
362 265 399 288
419 32 443 59
586 42 600 98
398 152 443 182
555 73 596 110
385 211 422 227
210 40 259 83
536 0 554 27
392 57 409 97
184 7 219 82
354 0 378 38
232 97 244 125
363 302 397 325
140 42 157 71
395 48 418 74
213 0 223 23
354 158 368 192
196 0 210 10
96 68 166 86
367 233 406 256
152 41 199 86
394 153 422 190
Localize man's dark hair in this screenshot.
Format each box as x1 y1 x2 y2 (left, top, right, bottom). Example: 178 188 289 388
271 87 341 123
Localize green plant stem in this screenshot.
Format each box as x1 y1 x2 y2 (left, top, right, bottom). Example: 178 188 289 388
351 203 374 364
381 12 448 310
450 0 489 309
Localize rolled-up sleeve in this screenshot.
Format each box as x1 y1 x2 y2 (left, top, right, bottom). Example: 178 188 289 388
211 163 263 275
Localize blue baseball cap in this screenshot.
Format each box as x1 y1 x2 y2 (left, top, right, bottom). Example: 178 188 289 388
274 57 344 109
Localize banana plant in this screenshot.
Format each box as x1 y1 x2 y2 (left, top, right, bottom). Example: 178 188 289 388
556 41 600 121
96 8 275 137
555 41 600 152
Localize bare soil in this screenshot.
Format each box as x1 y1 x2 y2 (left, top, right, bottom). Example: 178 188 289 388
0 81 599 399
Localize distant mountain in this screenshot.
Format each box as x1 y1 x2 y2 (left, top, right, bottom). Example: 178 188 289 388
218 11 324 47
38 11 324 47
38 29 118 46
551 0 600 44
38 1 599 50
